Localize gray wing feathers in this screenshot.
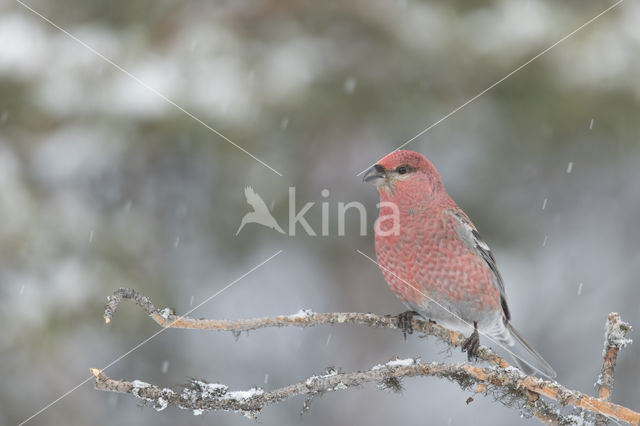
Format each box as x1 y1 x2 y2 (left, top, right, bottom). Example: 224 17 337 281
447 210 510 321
447 209 557 378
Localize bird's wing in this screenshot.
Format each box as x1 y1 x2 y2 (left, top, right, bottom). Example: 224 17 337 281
446 209 510 322
244 186 270 212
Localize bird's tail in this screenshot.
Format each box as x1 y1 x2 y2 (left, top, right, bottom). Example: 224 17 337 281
503 322 557 379
235 217 247 236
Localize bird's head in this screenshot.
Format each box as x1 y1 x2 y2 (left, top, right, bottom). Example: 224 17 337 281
363 150 443 197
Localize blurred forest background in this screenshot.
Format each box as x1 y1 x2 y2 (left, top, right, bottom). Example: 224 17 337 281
1 0 639 424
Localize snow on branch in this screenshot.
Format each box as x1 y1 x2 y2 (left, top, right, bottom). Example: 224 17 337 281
91 360 570 422
95 288 640 425
103 288 508 366
595 312 633 425
596 312 632 400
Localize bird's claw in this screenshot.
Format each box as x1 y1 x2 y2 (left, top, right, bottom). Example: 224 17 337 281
461 321 480 361
396 310 420 340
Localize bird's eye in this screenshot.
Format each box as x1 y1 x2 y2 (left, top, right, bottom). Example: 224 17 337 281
397 166 408 175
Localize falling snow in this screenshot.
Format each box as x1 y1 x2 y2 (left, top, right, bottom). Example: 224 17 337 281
566 162 573 174
0 3 636 426
344 77 356 94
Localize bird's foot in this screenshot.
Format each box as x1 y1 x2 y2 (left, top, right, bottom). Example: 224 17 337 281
396 310 420 340
461 321 480 361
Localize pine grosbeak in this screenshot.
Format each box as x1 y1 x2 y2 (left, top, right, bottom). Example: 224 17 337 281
364 150 556 378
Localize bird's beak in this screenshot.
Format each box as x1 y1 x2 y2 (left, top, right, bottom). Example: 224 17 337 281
363 164 385 184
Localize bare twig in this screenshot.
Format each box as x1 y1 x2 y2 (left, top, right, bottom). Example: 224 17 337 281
98 289 640 424
595 313 633 425
104 288 509 367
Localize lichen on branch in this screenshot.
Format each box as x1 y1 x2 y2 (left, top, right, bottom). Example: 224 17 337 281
95 289 639 425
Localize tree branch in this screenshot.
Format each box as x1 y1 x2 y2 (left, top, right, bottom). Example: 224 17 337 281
89 360 564 422
90 358 640 425
595 312 633 425
96 288 639 425
104 288 508 367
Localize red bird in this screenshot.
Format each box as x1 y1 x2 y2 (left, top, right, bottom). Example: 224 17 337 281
364 150 556 378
